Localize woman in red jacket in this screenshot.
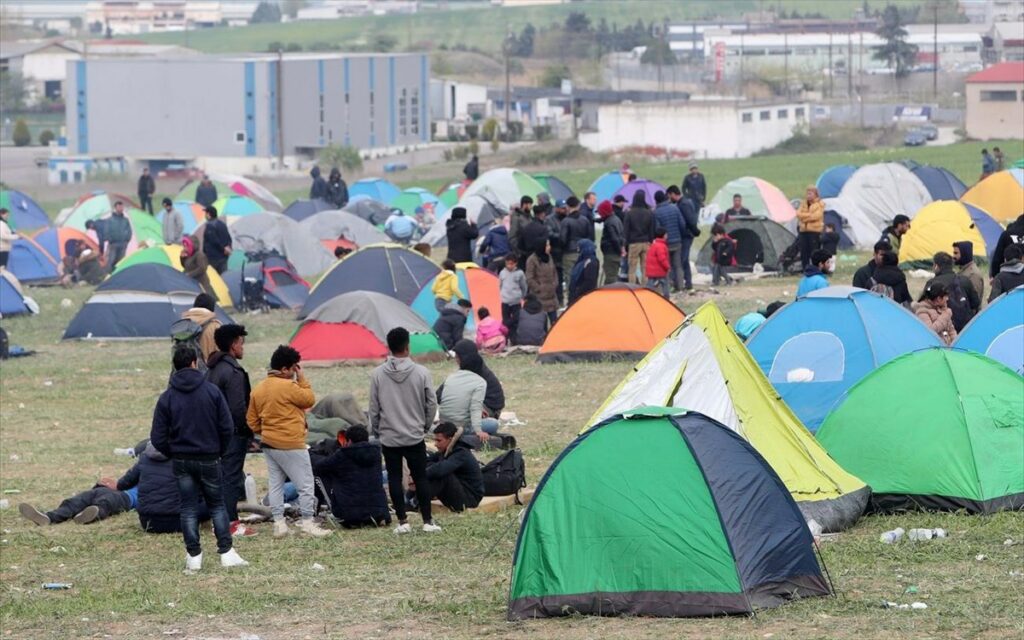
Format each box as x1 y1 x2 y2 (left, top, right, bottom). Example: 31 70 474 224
645 228 671 298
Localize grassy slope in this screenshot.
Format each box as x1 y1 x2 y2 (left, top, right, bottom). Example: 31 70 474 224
1 258 1022 639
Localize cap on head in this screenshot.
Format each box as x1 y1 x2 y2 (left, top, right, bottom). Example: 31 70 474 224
688 161 698 170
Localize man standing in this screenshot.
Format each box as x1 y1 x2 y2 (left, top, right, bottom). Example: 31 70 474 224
518 202 547 256
993 147 1005 172
445 207 479 264
596 200 623 285
952 241 985 305
206 324 257 538
980 148 996 180
195 175 218 208
880 214 911 255
161 198 184 245
150 345 247 571
559 196 590 288
623 192 655 285
0 207 16 269
369 327 441 534
309 166 328 200
202 206 232 274
667 185 700 291
508 196 533 253
682 161 707 212
106 201 133 269
579 191 597 224
795 186 824 269
463 154 479 181
137 167 156 215
654 190 687 293
989 214 1024 278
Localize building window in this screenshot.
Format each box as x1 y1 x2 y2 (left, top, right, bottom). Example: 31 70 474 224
760 110 770 121
980 90 1018 101
795 107 806 118
319 94 324 140
410 88 420 135
742 112 753 123
369 91 375 134
777 108 788 119
399 88 407 137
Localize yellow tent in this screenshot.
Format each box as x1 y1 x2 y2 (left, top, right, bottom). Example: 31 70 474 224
113 244 232 308
589 302 869 532
961 169 1024 223
900 201 1005 267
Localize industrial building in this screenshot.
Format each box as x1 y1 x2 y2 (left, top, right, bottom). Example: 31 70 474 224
964 61 1024 140
64 52 430 174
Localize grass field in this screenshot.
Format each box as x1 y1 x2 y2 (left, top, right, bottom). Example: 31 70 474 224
1 256 1022 639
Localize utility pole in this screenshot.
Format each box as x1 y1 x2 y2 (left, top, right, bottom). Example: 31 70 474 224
783 31 789 99
503 31 511 135
828 29 833 99
933 4 939 99
739 31 745 96
847 31 853 98
277 50 284 168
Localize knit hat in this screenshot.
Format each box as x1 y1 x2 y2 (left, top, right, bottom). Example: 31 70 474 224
688 161 698 170
596 200 613 219
451 207 467 220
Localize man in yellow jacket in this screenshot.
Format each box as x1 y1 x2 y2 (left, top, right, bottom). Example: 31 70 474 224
247 345 330 538
796 185 825 268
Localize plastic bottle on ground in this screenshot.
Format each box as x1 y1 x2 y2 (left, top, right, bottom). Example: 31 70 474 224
880 527 905 544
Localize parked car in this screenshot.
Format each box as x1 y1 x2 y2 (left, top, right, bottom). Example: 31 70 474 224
918 123 939 140
904 130 928 146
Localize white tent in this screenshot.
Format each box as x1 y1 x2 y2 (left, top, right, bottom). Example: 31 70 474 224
832 163 932 247
229 212 334 277
299 209 389 248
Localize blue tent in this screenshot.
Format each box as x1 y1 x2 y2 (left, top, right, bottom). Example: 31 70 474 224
910 165 967 201
955 286 1024 374
299 243 440 319
815 165 857 199
349 178 401 204
223 256 309 310
0 272 32 316
746 286 942 432
8 237 59 283
587 171 627 202
98 263 203 295
1 190 50 231
823 209 854 250
281 198 332 222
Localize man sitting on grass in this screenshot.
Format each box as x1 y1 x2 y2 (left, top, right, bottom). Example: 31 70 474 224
410 422 484 513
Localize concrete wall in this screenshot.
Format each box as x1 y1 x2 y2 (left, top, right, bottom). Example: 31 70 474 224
581 101 809 158
966 82 1024 140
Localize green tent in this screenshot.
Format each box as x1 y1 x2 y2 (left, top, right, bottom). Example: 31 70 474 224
509 408 830 619
818 348 1024 514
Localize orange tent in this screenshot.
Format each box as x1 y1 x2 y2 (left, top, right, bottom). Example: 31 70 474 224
538 284 686 363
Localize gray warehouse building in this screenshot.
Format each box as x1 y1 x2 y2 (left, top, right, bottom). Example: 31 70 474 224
65 52 429 173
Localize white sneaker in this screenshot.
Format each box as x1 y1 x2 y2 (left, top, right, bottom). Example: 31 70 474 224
220 548 249 568
422 522 442 533
185 552 202 572
298 519 331 537
394 522 412 535
273 519 290 538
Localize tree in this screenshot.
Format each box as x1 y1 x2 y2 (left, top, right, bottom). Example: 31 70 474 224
39 129 55 146
370 33 397 52
0 71 28 114
319 144 363 173
564 11 591 34
266 41 283 52
513 23 535 57
284 42 303 52
539 64 571 89
282 0 307 18
873 4 918 78
640 39 676 65
250 1 281 24
12 118 30 147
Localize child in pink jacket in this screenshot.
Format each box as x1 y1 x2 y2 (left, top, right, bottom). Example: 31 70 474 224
474 307 508 354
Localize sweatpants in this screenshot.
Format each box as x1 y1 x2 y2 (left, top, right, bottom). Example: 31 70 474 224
264 447 316 520
602 253 621 285
220 433 251 521
501 303 521 344
45 486 130 524
382 442 432 524
627 242 649 284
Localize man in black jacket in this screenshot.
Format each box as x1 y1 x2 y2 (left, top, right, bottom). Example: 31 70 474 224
445 207 479 263
463 155 479 181
852 240 890 290
927 251 980 328
682 161 707 211
420 422 484 512
151 345 247 571
309 166 328 200
206 324 256 538
310 425 391 527
137 167 156 214
202 206 232 274
559 197 591 283
433 299 471 350
667 185 700 291
116 439 209 534
990 215 1024 277
597 200 624 285
195 175 218 207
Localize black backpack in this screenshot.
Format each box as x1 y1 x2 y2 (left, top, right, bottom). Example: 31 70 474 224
946 276 974 332
481 449 527 501
0 326 8 360
169 318 209 373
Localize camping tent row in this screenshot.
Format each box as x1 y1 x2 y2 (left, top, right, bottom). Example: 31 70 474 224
816 162 967 202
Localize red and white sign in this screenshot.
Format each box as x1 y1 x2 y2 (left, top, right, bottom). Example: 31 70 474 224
714 42 726 84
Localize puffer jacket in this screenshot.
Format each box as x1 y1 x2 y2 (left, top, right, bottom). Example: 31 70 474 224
117 443 189 520
310 439 391 526
912 299 957 345
796 199 825 233
425 429 484 509
515 300 548 346
446 218 479 263
433 307 468 350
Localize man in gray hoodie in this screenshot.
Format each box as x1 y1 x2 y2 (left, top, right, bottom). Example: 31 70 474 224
369 327 441 534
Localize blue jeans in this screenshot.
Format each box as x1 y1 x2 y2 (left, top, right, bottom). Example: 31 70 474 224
481 418 500 435
646 277 669 298
173 458 233 557
674 238 693 289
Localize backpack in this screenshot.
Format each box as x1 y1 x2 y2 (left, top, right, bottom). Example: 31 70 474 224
0 326 8 360
481 449 527 501
946 276 974 332
869 277 895 300
169 318 209 373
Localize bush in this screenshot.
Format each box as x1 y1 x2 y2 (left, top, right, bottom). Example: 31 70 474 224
38 129 55 146
540 64 571 89
465 124 479 140
532 125 552 141
481 118 499 142
468 140 480 156
12 118 30 147
318 144 363 173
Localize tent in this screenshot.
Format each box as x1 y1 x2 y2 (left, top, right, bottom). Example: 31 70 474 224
961 168 1024 223
695 216 796 273
32 227 100 263
834 163 932 232
746 286 942 432
410 262 501 331
7 236 60 283
532 173 575 202
298 209 389 254
223 256 310 310
299 244 440 319
0 270 33 316
55 192 139 227
461 168 545 210
612 179 665 208
343 197 394 227
586 170 627 202
539 284 685 363
62 206 163 253
823 209 854 250
64 264 233 340
349 178 401 203
388 187 448 220
508 408 831 619
593 303 869 531
211 195 264 220
112 245 232 307
420 190 506 248
898 201 1003 267
176 173 282 210
437 180 471 208
281 198 333 222
910 164 968 201
291 290 444 364
707 177 796 224
822 195 888 249
815 165 857 199
226 212 334 276
955 285 1024 374
0 189 50 231
818 348 1024 514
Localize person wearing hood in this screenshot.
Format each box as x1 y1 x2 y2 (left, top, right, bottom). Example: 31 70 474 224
439 339 505 439
195 175 218 207
202 206 232 274
852 240 890 290
369 327 441 534
871 250 912 305
480 216 511 270
645 228 671 298
451 339 505 416
419 422 484 512
990 215 1024 277
568 239 600 305
247 345 330 538
526 241 559 324
310 425 390 527
116 439 209 534
161 198 184 245
431 259 465 312
150 345 247 571
181 293 222 363
509 196 533 252
206 324 256 538
181 236 214 299
445 207 479 264
309 166 328 200
913 281 957 345
953 241 985 304
796 249 832 298
597 199 624 285
795 185 824 268
326 168 349 209
433 298 472 350
990 244 1024 301
515 294 549 346
463 155 479 181
624 191 656 284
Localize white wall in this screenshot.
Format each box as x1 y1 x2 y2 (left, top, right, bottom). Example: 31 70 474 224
23 50 80 81
581 101 808 158
430 79 488 120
